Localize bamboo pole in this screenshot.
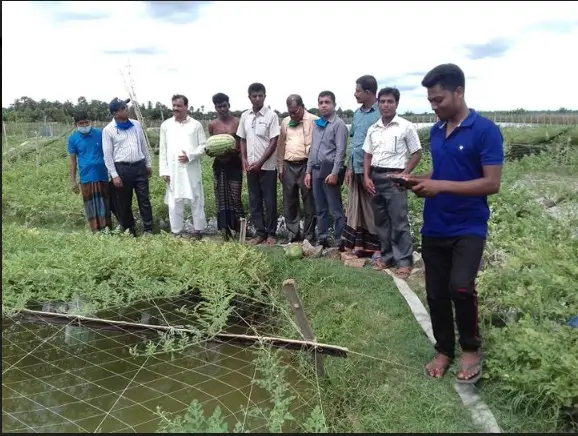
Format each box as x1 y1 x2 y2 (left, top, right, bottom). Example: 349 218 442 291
17 308 348 357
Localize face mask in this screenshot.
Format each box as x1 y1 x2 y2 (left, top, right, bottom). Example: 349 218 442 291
78 126 92 134
315 118 328 128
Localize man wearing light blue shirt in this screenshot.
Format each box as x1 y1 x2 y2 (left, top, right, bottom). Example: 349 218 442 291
342 75 382 258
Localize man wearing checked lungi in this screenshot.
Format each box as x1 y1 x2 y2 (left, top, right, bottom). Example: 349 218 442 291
68 111 113 232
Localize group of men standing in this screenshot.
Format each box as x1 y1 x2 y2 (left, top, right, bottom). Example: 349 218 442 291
69 63 504 384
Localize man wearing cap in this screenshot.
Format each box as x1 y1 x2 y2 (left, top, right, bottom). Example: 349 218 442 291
102 97 154 235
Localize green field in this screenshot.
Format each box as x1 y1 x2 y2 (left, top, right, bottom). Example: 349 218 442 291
2 122 577 433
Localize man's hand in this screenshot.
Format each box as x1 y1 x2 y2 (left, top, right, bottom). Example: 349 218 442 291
345 168 352 187
248 162 262 173
325 174 338 186
304 173 312 189
178 150 189 164
112 176 123 188
364 176 376 195
71 180 79 194
278 171 283 183
162 175 170 183
146 167 152 178
411 179 444 197
242 158 250 172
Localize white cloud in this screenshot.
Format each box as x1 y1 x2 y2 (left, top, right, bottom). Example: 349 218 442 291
2 0 578 113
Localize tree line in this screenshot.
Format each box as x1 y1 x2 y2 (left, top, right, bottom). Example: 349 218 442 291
2 96 576 124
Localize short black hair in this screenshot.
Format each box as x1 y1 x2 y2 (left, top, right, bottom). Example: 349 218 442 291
378 87 400 104
73 111 89 123
248 82 266 95
286 94 304 107
172 94 189 107
318 91 336 104
212 93 229 105
421 64 465 91
356 75 378 94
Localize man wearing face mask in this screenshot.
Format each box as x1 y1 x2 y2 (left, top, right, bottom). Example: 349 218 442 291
305 91 348 249
277 94 319 243
68 111 112 232
102 97 154 236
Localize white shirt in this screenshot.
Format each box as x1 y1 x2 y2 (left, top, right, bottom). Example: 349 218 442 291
159 116 206 200
102 118 152 178
362 114 422 169
236 105 281 171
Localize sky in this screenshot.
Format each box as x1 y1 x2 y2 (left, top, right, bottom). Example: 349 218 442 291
2 1 578 113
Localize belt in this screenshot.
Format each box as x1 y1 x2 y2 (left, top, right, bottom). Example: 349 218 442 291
284 159 308 165
116 159 145 166
370 166 403 173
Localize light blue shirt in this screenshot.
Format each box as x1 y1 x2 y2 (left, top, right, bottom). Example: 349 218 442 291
349 103 380 174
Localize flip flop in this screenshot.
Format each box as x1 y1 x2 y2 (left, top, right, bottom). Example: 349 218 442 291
395 266 413 279
456 358 483 384
424 355 453 379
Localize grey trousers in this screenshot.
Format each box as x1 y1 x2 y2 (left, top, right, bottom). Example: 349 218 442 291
311 167 345 242
370 168 414 267
282 160 316 241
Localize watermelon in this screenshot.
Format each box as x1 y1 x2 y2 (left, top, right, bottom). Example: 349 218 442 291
285 243 304 260
206 134 236 156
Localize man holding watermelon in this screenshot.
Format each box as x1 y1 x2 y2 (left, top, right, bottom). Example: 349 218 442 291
237 83 281 246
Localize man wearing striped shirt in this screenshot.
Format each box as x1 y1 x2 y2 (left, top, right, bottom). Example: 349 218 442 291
362 87 422 279
103 98 154 235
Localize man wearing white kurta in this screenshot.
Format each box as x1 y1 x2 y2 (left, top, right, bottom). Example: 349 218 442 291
159 94 207 237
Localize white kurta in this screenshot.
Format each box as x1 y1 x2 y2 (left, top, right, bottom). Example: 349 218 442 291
159 116 207 232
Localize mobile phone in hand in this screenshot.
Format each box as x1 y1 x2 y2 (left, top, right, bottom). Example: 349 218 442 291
388 176 416 189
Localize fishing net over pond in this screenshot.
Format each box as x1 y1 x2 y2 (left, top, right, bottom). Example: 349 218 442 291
2 282 344 433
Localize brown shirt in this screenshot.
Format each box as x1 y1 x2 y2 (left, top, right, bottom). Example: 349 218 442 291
277 110 319 169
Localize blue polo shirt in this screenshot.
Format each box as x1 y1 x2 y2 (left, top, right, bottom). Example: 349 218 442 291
67 128 109 184
349 103 380 174
422 110 504 239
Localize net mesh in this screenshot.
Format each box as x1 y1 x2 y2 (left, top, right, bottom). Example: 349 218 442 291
2 294 328 433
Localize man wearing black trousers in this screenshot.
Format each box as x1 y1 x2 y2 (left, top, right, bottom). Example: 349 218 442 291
402 64 504 384
237 83 280 246
102 98 154 236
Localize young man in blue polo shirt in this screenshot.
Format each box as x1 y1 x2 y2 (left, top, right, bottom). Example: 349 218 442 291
68 111 112 232
402 64 504 384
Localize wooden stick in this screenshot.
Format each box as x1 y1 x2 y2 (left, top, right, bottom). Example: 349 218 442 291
239 218 247 244
17 308 348 358
2 120 9 150
282 279 326 377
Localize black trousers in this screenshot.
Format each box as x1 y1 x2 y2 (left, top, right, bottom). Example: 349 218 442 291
112 160 153 234
282 160 316 241
247 169 277 238
422 235 484 359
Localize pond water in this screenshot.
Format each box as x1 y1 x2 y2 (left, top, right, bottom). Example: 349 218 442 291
2 299 312 433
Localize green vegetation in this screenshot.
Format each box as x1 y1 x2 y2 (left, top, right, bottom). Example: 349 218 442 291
3 95 578 124
2 122 577 432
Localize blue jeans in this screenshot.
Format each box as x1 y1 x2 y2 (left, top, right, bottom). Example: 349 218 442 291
311 168 345 242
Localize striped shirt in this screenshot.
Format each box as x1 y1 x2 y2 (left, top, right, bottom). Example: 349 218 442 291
362 115 422 169
102 118 152 178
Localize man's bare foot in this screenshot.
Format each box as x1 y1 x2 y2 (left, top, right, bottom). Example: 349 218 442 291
266 236 277 246
456 351 483 384
425 353 452 378
248 236 265 245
